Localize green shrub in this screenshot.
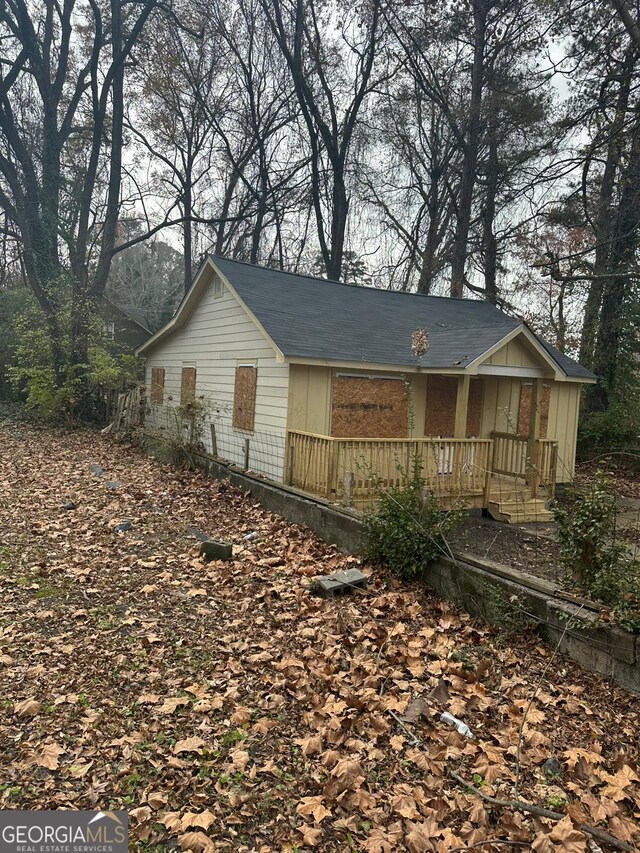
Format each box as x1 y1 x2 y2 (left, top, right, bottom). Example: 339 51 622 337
552 470 640 630
7 289 138 422
364 454 466 579
577 406 640 459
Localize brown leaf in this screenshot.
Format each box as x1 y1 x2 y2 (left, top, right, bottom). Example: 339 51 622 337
399 696 430 723
331 757 363 786
296 796 332 824
14 698 41 718
160 696 190 714
181 811 216 831
193 697 223 713
229 748 250 771
299 824 323 847
161 812 182 832
177 831 215 852
390 791 419 819
547 816 587 852
68 763 93 778
229 706 252 725
147 792 168 810
130 806 152 824
296 734 323 756
173 737 205 755
33 743 64 770
405 820 436 852
430 677 450 705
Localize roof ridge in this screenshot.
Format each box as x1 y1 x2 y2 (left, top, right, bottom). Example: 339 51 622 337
209 254 496 306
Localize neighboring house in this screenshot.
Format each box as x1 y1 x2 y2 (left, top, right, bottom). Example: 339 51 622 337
136 256 596 522
100 298 152 355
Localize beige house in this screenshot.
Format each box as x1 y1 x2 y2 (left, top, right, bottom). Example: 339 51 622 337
137 256 595 522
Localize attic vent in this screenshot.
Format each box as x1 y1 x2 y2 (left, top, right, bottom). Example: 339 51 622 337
213 275 223 299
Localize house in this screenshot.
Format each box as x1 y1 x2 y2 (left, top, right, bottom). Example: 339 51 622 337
136 256 596 522
100 297 152 355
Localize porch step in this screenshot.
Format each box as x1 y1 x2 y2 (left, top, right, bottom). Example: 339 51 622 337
487 499 553 524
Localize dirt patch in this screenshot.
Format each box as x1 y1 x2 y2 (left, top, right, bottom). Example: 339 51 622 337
447 514 562 583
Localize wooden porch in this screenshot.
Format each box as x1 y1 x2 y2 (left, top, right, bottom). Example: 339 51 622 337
284 430 558 521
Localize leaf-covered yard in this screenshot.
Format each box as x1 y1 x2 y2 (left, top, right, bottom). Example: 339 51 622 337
1 415 639 852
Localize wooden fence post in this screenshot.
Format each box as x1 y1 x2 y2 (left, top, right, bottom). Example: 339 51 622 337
343 471 354 507
326 440 338 499
285 442 294 486
483 440 493 508
210 423 218 457
244 438 250 470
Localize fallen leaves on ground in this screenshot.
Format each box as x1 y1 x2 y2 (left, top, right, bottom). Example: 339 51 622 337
0 414 639 851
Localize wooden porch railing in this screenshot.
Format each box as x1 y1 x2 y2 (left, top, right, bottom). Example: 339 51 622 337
285 431 493 505
490 431 557 493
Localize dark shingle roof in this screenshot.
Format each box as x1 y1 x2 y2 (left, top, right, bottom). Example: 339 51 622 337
211 256 594 379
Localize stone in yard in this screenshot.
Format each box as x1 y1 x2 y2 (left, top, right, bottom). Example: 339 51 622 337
200 540 233 561
105 480 122 490
542 757 562 778
89 463 103 476
311 568 367 598
62 501 76 511
188 527 209 542
113 520 131 533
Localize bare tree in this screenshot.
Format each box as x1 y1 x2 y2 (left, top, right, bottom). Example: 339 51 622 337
258 0 384 281
127 3 224 293
0 0 159 393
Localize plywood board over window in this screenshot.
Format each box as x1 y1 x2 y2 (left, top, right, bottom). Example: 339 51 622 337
425 375 485 437
424 375 457 436
180 366 196 407
331 376 408 438
150 367 165 404
518 382 550 437
466 377 484 437
233 365 257 431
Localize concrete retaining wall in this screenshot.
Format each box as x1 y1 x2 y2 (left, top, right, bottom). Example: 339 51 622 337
426 553 640 693
143 434 640 694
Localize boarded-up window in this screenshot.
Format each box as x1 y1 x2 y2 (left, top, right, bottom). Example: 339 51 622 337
517 383 550 438
233 365 257 431
180 367 196 407
466 378 484 437
424 375 457 436
150 367 165 404
331 376 408 438
425 375 484 437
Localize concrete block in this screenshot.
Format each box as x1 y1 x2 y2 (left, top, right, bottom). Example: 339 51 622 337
609 626 637 664
200 540 233 561
311 568 367 598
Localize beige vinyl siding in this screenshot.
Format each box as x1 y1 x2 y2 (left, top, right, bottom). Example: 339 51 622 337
486 336 543 368
287 365 331 434
479 376 581 483
144 276 289 481
547 381 581 482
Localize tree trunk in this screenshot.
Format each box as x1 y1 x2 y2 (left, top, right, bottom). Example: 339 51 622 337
589 102 640 411
450 0 487 298
183 179 193 294
326 165 348 280
482 116 499 303
579 47 635 369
